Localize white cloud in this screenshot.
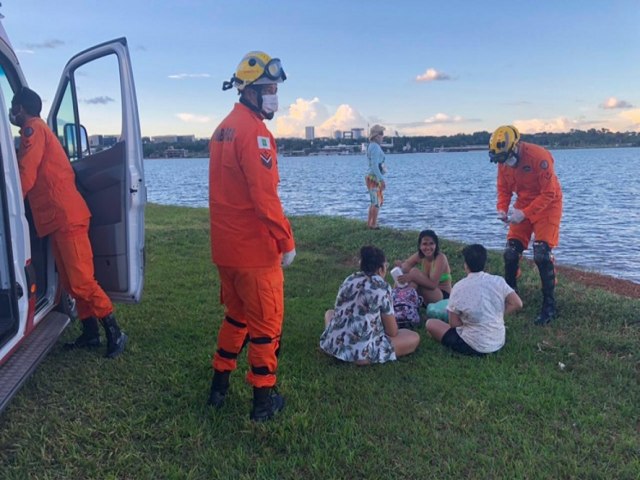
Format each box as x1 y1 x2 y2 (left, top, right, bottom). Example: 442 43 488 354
168 73 211 80
275 98 367 138
275 97 329 137
389 113 468 136
415 68 451 82
600 97 634 109
424 113 464 124
513 117 584 133
620 109 640 127
317 104 368 137
500 114 640 134
176 113 211 123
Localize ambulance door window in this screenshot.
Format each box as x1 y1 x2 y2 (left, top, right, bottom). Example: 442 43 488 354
0 66 19 144
53 54 122 161
50 52 129 295
54 84 77 159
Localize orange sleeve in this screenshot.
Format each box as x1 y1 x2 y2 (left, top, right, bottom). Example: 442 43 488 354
238 132 295 253
17 124 46 198
496 166 512 212
522 157 560 222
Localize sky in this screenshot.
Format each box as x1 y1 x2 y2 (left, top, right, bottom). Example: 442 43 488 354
1 0 639 139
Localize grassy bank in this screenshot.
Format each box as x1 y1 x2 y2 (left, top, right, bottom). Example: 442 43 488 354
1 204 638 479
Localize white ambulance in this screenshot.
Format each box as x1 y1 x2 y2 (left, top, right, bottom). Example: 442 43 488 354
0 16 146 412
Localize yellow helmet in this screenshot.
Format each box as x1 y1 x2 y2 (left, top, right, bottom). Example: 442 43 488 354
222 51 286 91
489 125 520 163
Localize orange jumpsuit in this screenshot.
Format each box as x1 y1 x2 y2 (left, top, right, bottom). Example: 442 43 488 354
18 116 113 319
497 142 563 248
209 102 295 388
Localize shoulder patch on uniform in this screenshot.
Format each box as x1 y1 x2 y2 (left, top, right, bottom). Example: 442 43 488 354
257 136 271 149
540 160 549 170
260 152 273 169
23 127 34 137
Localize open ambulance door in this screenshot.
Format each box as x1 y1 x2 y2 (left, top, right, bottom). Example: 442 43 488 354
0 108 21 348
47 38 146 303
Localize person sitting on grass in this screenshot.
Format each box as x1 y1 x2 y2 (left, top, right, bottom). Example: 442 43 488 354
426 244 523 356
396 229 452 305
320 245 420 365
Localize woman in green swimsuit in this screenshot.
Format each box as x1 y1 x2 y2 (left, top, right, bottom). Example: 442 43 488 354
396 229 452 304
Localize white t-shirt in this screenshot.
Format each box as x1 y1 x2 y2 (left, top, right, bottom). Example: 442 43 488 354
446 271 514 353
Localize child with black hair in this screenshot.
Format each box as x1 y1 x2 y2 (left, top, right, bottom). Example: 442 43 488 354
426 244 523 356
320 245 420 365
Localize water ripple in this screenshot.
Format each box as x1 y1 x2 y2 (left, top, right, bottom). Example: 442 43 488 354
145 148 640 284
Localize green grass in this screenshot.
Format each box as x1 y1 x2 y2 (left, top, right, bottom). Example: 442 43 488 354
1 204 638 479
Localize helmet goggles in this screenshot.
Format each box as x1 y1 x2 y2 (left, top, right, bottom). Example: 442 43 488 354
489 147 511 164
223 52 286 91
259 58 286 82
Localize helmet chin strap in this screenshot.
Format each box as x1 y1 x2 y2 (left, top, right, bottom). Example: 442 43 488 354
240 86 269 119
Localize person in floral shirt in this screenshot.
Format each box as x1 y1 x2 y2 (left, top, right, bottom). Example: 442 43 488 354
320 245 420 365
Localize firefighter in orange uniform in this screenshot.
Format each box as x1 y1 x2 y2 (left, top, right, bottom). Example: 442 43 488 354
11 87 127 358
207 52 295 421
489 125 563 325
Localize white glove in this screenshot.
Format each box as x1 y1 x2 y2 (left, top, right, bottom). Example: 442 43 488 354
508 208 525 224
281 248 296 268
497 210 508 223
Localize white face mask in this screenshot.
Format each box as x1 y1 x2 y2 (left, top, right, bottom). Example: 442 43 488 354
505 145 519 167
261 94 279 115
505 155 518 167
9 107 21 127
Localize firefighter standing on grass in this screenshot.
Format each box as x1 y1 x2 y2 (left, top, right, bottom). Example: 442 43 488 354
11 87 127 358
489 125 563 325
207 51 296 421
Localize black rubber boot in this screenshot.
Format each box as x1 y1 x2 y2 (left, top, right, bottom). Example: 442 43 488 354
64 317 101 350
534 243 557 325
250 387 285 422
503 240 524 293
535 289 557 325
207 370 230 409
100 313 128 358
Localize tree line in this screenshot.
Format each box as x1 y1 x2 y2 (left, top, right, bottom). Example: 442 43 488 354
143 128 640 158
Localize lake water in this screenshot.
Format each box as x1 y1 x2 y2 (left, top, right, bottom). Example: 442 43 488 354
144 147 640 284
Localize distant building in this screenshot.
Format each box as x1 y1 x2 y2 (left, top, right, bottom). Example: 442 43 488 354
342 130 353 140
351 128 364 139
88 135 118 148
152 135 178 143
165 146 188 158
103 136 118 147
305 126 315 140
333 130 343 140
88 135 103 148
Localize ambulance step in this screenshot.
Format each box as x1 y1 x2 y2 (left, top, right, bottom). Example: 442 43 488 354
0 311 70 414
